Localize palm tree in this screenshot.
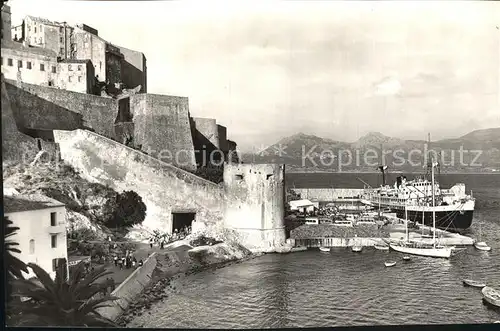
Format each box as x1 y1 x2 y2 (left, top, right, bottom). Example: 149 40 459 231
11 261 119 327
4 217 29 279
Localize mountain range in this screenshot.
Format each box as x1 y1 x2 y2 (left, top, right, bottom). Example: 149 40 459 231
240 128 500 172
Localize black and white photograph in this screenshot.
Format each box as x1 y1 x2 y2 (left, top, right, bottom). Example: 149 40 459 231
2 0 500 329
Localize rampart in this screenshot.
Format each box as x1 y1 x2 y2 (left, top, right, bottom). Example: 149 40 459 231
292 188 365 201
53 129 224 233
97 252 158 321
5 79 118 139
1 75 38 162
130 93 197 171
223 163 286 252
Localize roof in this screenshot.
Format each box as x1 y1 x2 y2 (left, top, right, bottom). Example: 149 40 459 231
1 40 58 58
289 199 314 208
26 15 65 27
3 194 65 213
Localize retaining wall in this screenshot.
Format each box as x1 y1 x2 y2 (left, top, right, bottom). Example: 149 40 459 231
1 75 39 162
5 79 118 139
292 188 365 201
97 252 158 321
53 129 224 234
131 93 196 171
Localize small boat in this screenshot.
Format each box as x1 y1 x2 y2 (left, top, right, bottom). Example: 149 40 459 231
494 321 500 323
403 256 411 261
482 286 500 308
474 223 491 251
474 241 491 252
291 246 308 253
374 244 389 251
384 261 396 267
463 279 486 288
352 246 363 252
319 247 331 252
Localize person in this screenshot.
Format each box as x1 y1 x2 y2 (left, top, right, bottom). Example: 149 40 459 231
149 238 154 249
160 241 164 250
138 259 143 267
117 257 123 270
114 255 118 267
108 236 112 243
132 259 136 268
110 278 115 291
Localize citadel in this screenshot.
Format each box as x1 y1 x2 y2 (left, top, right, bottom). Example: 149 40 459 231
1 2 287 252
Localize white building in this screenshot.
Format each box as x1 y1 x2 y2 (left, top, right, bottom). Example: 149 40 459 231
289 199 318 213
4 193 68 280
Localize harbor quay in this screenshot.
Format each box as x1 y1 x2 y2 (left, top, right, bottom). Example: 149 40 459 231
288 223 474 248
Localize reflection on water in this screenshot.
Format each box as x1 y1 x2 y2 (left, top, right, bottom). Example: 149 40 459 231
129 178 500 328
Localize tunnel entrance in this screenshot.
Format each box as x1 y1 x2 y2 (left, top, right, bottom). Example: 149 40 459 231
172 212 195 233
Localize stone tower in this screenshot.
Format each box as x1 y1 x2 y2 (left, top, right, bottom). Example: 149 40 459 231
223 163 286 252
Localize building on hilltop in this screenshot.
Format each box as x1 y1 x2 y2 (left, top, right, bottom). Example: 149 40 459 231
57 59 95 94
4 193 69 280
1 41 59 87
11 14 147 92
116 44 147 93
1 41 96 94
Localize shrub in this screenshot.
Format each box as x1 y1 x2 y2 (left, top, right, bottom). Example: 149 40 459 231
102 190 147 229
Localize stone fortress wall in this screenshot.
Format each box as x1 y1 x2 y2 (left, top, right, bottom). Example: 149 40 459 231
223 163 287 252
2 4 286 249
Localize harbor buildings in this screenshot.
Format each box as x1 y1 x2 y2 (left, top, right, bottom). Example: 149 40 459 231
4 194 69 280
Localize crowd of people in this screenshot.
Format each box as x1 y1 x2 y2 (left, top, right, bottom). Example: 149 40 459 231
148 226 192 249
113 250 143 270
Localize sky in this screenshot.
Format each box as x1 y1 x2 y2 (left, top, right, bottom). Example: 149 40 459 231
7 0 500 152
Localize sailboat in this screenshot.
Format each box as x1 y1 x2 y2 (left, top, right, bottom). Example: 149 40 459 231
474 223 491 251
389 156 453 259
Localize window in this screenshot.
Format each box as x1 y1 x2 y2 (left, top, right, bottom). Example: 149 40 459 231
59 26 63 33
68 64 72 71
52 66 56 73
51 235 57 248
27 61 32 70
18 60 22 68
99 61 102 70
0 57 2 65
60 36 63 43
29 239 35 254
34 26 37 33
59 48 64 55
39 37 42 44
78 76 81 82
68 76 72 82
40 63 45 71
48 80 53 86
40 25 43 33
77 65 81 71
50 212 57 226
7 58 13 66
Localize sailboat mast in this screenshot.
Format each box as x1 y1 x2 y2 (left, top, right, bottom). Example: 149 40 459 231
405 200 409 242
431 156 436 248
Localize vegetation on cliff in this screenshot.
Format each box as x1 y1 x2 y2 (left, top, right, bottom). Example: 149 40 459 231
3 162 147 238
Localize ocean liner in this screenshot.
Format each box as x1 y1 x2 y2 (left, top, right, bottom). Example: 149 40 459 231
360 159 475 232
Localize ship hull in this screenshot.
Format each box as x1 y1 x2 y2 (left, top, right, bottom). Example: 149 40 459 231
394 209 473 232
389 244 452 258
361 199 474 231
